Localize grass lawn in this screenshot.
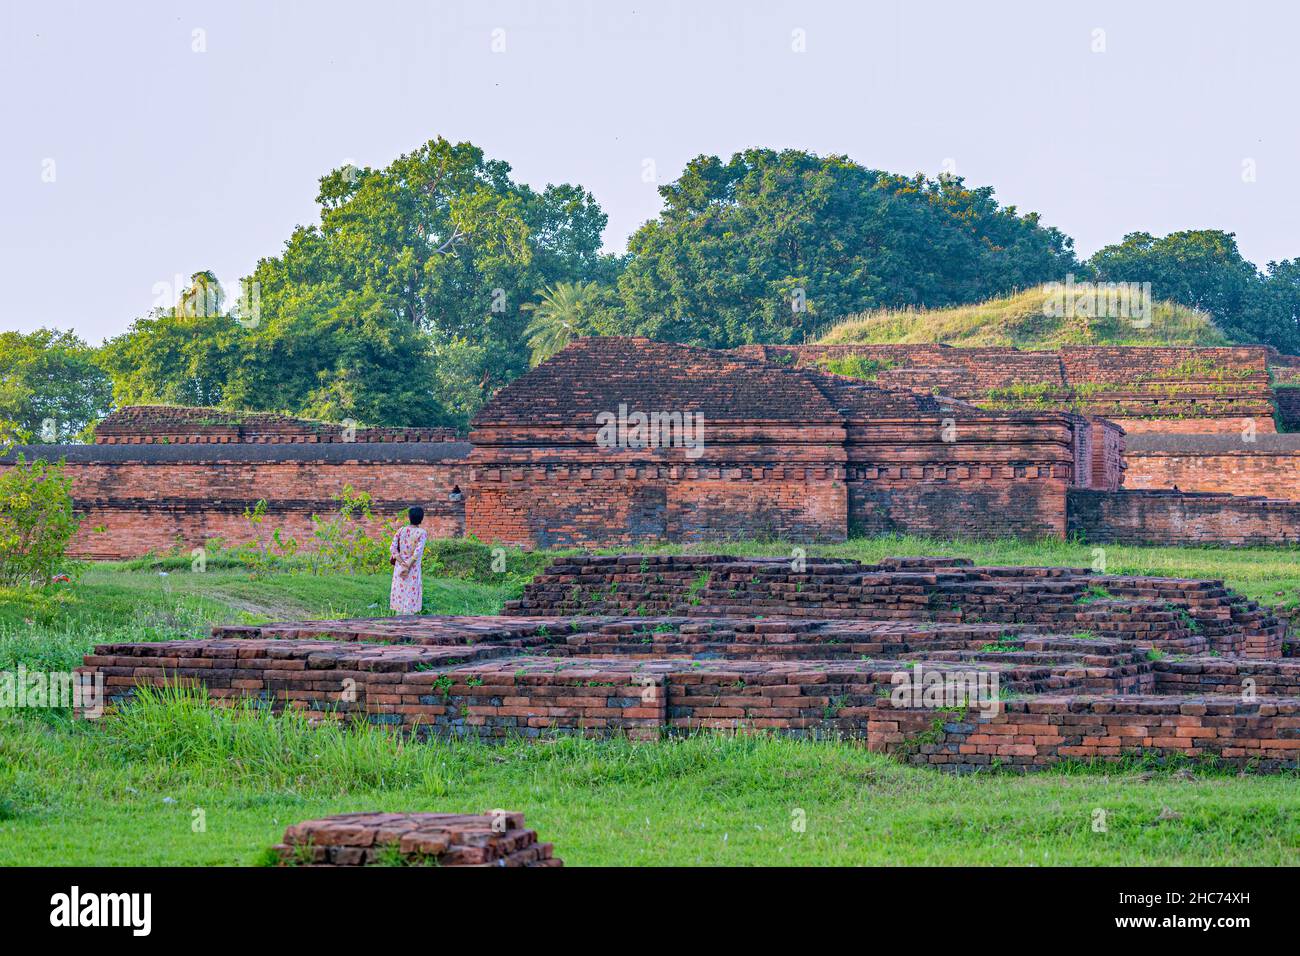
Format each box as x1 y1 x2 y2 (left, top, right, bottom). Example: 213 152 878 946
2 535 1298 866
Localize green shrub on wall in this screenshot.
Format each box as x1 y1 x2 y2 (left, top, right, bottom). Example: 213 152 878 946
0 455 81 587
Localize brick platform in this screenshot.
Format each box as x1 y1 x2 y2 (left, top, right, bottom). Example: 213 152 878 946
77 554 1300 771
506 555 1284 658
271 811 561 867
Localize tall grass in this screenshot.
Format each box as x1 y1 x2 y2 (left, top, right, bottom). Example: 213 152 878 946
818 288 1229 348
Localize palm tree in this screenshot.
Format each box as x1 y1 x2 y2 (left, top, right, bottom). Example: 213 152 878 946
521 282 608 366
177 271 224 319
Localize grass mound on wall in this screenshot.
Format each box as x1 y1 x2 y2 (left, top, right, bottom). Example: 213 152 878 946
818 288 1230 348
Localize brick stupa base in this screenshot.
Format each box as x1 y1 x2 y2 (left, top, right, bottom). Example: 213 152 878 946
272 811 561 867
79 555 1299 771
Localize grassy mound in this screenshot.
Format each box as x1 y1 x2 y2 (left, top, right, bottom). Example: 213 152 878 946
818 288 1230 348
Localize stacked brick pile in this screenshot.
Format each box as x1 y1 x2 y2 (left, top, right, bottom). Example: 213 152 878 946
271 812 561 867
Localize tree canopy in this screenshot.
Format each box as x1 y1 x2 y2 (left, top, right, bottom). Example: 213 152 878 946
32 139 1300 433
0 329 113 442
616 149 1078 347
1089 230 1300 353
101 139 614 427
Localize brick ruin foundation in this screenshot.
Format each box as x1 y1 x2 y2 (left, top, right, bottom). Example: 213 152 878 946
5 338 1300 553
79 554 1300 772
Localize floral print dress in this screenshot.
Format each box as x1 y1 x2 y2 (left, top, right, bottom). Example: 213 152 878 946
389 525 427 614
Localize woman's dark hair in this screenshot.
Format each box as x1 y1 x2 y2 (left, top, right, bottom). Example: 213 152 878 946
408 506 425 526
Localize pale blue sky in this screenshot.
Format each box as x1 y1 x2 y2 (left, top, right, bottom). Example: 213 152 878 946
2 0 1296 342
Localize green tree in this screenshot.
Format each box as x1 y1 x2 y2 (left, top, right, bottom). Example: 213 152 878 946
101 274 451 427
0 455 80 586
98 302 247 408
275 137 612 399
102 139 615 426
1247 259 1300 354
0 329 113 442
1088 231 1261 339
616 149 1077 347
521 281 617 365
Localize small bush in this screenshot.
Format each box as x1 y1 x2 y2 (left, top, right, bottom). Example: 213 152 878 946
0 455 80 587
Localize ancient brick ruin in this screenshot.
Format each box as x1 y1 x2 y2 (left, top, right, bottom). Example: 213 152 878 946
467 338 1113 544
79 553 1300 771
738 343 1289 435
5 337 1300 554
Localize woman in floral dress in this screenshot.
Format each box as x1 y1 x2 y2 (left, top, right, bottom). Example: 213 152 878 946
389 506 427 614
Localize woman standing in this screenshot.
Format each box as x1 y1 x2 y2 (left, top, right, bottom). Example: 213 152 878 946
389 506 427 614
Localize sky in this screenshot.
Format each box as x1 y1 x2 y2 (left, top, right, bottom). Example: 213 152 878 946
2 0 1297 343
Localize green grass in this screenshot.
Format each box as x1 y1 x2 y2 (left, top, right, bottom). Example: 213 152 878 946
818 288 1229 348
2 534 1299 866
2 695 1298 866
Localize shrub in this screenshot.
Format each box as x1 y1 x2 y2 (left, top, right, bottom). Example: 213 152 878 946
0 455 80 586
307 485 395 574
424 537 553 585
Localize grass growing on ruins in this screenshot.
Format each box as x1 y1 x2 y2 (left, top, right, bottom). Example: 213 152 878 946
817 288 1230 348
2 535 1300 866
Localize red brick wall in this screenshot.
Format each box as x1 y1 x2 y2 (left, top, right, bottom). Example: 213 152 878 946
1 453 468 559
1276 388 1300 431
849 472 1070 539
1115 416 1273 435
1067 489 1300 546
875 696 1300 770
1123 439 1300 500
93 405 459 445
71 498 464 560
466 465 847 547
1089 420 1125 490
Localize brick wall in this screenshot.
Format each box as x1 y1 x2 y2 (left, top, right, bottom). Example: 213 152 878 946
464 338 1087 545
78 553 1295 771
875 695 1300 771
508 555 1285 658
1090 420 1125 490
14 339 1299 557
465 465 847 547
849 473 1071 538
1067 489 1300 546
1 443 469 559
1276 388 1300 431
1123 434 1300 499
